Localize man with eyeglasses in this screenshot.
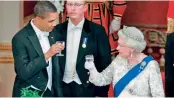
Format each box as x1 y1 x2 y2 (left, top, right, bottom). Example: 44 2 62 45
54 0 111 97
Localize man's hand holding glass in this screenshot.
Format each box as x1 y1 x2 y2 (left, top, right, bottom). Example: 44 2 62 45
45 42 65 60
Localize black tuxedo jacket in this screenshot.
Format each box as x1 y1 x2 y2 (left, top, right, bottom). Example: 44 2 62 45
12 22 63 97
165 32 174 97
54 19 111 96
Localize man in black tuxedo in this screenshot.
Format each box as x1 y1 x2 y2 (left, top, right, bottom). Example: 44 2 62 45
12 1 64 97
165 32 174 97
54 0 111 97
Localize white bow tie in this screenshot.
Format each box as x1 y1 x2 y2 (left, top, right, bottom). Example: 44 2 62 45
38 32 49 40
43 32 49 37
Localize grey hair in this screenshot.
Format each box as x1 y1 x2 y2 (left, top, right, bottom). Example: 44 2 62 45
34 1 57 18
118 26 147 53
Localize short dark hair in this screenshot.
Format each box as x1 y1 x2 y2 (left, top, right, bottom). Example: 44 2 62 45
34 1 57 18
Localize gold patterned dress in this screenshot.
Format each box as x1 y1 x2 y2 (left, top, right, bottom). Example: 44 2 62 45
88 55 164 97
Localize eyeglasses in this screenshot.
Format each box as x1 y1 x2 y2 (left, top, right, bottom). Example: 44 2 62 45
66 3 84 7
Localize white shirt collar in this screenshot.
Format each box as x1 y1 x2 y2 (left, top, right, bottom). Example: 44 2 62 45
30 19 49 39
68 17 85 30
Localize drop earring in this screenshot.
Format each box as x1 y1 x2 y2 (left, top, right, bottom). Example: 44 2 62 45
130 53 133 58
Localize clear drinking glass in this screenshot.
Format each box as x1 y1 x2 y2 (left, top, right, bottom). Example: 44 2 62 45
56 41 65 56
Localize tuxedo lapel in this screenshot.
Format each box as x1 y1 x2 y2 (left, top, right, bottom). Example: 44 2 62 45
76 30 89 65
49 33 59 87
27 23 49 78
27 23 43 56
59 21 68 72
48 33 56 66
76 19 91 65
48 34 55 46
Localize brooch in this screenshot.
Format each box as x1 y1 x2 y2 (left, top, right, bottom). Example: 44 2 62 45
139 61 146 72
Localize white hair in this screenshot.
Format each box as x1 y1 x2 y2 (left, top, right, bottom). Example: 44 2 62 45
118 26 147 53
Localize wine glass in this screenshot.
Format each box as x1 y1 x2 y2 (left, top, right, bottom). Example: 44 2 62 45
56 41 65 56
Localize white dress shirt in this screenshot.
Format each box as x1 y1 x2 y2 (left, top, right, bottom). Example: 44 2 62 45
63 18 85 84
30 20 52 90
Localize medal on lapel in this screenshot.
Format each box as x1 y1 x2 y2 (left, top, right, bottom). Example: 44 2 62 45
82 38 87 48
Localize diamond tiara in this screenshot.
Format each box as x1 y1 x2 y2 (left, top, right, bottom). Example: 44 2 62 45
122 28 143 42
